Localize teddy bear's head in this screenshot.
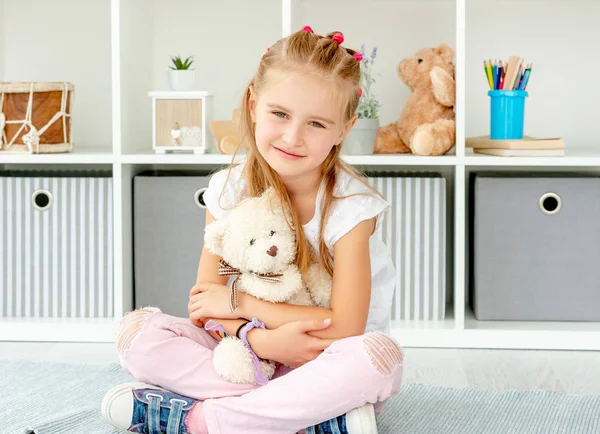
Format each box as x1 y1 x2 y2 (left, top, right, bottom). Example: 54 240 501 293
204 188 297 275
397 43 455 91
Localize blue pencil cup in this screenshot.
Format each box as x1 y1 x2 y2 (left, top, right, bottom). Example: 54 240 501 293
489 90 528 139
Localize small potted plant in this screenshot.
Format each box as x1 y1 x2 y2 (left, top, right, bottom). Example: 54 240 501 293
344 45 381 155
167 55 195 91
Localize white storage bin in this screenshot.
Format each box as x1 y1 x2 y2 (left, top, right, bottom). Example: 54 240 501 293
368 173 447 320
0 171 113 318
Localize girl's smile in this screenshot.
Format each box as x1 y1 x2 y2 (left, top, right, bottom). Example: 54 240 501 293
271 145 306 159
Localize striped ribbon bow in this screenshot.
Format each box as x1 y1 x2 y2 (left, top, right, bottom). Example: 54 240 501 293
218 259 283 312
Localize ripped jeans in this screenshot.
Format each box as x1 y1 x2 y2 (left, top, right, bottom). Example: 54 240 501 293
116 308 404 434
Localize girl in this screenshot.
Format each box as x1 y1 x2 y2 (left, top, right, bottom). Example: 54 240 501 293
102 26 403 434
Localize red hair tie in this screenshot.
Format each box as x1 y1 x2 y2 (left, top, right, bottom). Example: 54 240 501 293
332 33 344 44
358 88 363 97
353 53 363 62
302 25 313 33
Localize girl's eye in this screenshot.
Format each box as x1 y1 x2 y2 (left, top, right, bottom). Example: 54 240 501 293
250 239 256 245
273 111 288 119
310 121 325 128
269 230 275 236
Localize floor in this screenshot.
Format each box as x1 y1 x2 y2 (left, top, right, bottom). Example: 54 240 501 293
3 342 600 395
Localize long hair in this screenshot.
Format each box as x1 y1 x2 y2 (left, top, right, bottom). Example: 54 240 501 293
225 27 379 277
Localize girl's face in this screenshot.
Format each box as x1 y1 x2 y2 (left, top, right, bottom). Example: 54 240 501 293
250 70 356 180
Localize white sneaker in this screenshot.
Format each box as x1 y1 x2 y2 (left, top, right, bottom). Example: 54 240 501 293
101 381 198 433
306 402 378 434
346 403 378 434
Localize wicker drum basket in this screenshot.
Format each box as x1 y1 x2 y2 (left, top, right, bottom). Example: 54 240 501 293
0 82 74 154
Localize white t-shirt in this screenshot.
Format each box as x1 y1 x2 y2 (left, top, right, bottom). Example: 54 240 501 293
202 162 397 334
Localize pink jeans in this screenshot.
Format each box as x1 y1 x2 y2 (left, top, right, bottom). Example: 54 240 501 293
116 308 404 434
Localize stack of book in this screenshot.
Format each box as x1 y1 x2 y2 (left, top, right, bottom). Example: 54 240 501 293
466 136 565 157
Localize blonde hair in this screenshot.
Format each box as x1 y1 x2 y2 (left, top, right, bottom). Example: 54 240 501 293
226 27 379 277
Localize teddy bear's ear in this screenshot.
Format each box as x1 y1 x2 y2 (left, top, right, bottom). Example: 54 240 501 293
258 186 291 221
435 43 454 64
259 186 278 208
204 219 228 255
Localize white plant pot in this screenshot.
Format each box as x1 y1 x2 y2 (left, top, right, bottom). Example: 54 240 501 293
343 118 379 155
167 69 195 91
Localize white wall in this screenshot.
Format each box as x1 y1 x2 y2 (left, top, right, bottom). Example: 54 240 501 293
2 0 112 150
294 0 457 127
0 1 4 82
119 0 282 153
120 0 154 154
466 0 600 148
150 0 282 119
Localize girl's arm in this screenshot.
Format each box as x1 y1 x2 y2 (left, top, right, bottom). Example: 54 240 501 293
195 210 229 287
237 217 375 340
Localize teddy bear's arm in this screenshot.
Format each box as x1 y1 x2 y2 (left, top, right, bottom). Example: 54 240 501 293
430 66 456 107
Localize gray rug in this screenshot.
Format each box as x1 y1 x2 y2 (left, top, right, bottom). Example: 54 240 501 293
2 359 600 434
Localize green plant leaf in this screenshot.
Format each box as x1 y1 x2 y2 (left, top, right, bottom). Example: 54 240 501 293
170 55 194 70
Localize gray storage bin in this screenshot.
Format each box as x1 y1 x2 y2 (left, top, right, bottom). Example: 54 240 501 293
133 171 211 317
469 172 600 321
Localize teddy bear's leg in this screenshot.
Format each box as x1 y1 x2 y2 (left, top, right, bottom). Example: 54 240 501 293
374 122 411 154
410 119 456 156
213 337 277 385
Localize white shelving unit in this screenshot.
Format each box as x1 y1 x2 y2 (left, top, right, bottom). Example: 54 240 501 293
2 0 600 350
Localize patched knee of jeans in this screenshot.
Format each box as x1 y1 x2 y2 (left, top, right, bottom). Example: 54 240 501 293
363 332 404 376
115 307 159 353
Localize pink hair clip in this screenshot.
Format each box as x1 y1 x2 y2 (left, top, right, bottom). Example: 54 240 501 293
358 88 363 97
302 25 313 33
353 52 363 62
332 33 344 44
262 46 271 57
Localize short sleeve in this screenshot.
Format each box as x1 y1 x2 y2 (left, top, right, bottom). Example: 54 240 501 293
324 180 389 248
202 164 247 220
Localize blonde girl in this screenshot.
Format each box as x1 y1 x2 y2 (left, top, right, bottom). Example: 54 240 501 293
102 25 403 434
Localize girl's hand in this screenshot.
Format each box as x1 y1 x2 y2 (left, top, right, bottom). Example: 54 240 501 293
255 318 337 368
188 282 240 324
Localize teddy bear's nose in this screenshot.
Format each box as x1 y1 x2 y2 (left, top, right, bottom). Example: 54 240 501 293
267 245 278 257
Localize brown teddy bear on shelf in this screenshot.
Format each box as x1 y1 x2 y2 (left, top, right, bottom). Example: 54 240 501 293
375 43 456 156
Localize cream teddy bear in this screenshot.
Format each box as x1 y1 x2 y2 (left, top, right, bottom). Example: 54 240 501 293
375 43 456 156
203 188 332 385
